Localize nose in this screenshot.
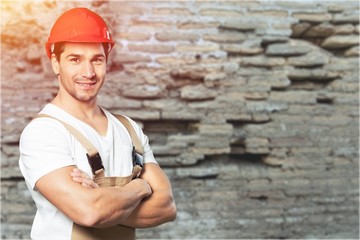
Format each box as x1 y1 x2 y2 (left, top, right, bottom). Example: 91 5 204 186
81 61 95 79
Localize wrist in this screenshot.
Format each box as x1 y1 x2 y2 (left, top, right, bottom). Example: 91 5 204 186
131 178 152 198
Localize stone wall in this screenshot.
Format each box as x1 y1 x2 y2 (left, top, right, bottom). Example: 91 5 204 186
1 0 359 239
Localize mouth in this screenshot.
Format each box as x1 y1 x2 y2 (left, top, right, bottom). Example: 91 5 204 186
76 81 97 90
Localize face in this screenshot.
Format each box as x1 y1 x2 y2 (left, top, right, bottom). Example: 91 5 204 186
51 42 107 104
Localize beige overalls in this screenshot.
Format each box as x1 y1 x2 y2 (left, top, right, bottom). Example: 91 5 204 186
36 114 144 240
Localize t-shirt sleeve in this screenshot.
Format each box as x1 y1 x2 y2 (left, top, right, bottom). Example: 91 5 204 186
127 117 157 165
19 118 76 190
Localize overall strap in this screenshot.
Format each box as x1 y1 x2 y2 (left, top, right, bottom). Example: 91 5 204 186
111 114 144 179
35 114 98 156
33 113 144 177
112 114 144 155
34 114 104 175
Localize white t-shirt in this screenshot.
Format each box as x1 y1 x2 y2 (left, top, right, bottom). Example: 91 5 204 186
19 104 157 240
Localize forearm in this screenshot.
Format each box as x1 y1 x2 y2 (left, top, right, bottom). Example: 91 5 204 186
116 163 177 228
71 164 176 228
118 188 176 228
87 179 151 228
36 166 150 228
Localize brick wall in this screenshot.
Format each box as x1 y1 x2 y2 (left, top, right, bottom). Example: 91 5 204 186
1 1 359 239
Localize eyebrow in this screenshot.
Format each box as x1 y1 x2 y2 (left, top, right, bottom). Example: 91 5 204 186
65 53 106 60
64 53 79 59
92 54 105 59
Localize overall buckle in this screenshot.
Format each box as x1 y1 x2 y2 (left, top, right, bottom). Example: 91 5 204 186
87 152 104 175
132 146 144 168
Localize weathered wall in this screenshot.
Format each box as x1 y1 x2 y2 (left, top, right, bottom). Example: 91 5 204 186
1 0 359 239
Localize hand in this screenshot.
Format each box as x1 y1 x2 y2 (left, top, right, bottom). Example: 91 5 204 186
129 178 152 198
71 168 99 189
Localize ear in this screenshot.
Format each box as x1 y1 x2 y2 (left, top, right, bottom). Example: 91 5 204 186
51 54 60 75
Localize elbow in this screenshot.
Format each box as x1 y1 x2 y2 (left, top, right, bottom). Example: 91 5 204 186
167 199 177 222
79 215 98 228
75 208 103 227
139 195 177 228
155 196 177 226
77 209 117 228
72 200 109 227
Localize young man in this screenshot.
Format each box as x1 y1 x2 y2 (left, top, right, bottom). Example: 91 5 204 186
19 8 176 239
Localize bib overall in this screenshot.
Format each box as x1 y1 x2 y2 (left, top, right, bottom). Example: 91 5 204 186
35 114 144 240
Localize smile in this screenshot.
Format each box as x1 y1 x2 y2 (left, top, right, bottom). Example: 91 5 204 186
76 82 96 89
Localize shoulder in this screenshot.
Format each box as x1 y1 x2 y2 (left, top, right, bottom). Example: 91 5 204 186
23 114 69 136
20 115 71 149
22 103 84 139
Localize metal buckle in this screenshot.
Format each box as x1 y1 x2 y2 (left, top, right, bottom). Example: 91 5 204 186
86 152 104 175
132 146 144 168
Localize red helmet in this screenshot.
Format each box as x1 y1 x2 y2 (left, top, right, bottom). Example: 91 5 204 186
45 8 115 58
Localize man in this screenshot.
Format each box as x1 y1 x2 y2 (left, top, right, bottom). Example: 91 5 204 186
19 7 176 239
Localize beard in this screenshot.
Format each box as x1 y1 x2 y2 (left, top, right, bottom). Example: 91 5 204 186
59 76 104 103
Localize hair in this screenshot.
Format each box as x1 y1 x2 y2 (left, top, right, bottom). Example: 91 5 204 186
52 42 110 62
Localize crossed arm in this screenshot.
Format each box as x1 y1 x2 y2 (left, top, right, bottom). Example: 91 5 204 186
36 163 176 228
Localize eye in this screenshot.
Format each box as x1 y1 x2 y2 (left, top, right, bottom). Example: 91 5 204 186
69 57 80 63
92 58 104 64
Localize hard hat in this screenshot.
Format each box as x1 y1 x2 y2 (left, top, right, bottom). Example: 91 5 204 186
45 8 115 58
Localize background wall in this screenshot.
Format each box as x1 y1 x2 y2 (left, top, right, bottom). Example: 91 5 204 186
1 0 359 239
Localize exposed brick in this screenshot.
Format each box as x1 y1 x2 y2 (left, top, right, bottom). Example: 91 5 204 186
117 32 151 41
2 1 359 240
220 18 265 31
333 12 360 23
180 85 218 100
199 8 243 17
112 53 151 64
108 2 146 16
333 24 356 35
98 95 142 109
302 23 335 38
322 35 360 49
203 32 246 43
155 56 197 65
152 7 192 16
155 31 200 42
123 85 166 99
242 56 286 67
266 41 313 56
128 43 174 54
177 21 219 29
292 12 332 23
244 92 269 100
129 20 172 31
287 51 330 67
288 68 340 81
113 109 160 120
345 46 360 57
222 44 263 55
291 22 312 37
248 10 288 18
176 43 220 53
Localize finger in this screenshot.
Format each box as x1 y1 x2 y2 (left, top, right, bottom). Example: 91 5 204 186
80 172 92 180
71 172 81 178
92 181 99 188
72 177 83 183
71 168 82 177
81 179 99 189
81 182 92 189
71 169 98 188
71 169 92 180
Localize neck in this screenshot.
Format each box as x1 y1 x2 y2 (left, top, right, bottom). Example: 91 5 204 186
51 94 102 121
